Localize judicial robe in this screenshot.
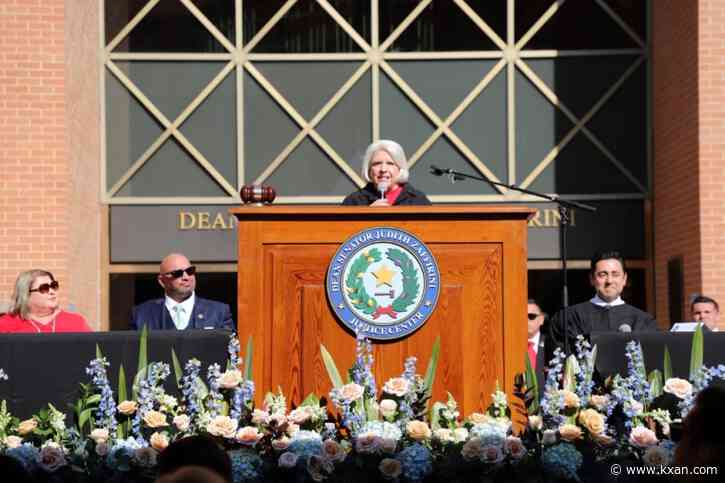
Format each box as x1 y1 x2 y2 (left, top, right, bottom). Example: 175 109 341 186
546 301 658 362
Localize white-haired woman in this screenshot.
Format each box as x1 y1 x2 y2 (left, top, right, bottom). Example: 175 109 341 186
0 269 91 333
342 140 431 206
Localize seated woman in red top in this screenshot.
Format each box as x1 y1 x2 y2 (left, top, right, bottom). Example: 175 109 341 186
0 269 91 333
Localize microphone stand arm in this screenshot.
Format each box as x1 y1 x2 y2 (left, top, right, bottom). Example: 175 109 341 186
435 167 596 356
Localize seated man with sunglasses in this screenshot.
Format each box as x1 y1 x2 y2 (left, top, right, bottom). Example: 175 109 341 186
130 253 233 331
0 269 91 333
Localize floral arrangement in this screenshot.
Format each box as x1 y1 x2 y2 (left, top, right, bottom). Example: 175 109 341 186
0 327 722 482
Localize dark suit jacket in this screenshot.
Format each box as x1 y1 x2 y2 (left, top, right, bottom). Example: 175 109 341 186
130 296 234 331
534 333 547 391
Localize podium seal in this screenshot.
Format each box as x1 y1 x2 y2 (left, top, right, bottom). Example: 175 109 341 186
326 227 440 340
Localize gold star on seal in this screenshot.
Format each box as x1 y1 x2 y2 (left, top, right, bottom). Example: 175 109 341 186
372 264 396 287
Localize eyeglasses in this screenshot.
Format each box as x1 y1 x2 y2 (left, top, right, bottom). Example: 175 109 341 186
527 313 541 320
163 266 197 279
29 280 60 294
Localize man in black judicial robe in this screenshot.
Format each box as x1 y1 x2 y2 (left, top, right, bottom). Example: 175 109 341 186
546 251 658 361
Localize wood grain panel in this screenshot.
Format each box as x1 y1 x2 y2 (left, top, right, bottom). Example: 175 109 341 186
233 206 532 416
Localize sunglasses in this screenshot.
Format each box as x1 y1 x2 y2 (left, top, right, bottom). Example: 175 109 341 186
163 266 197 279
527 313 541 320
30 280 60 294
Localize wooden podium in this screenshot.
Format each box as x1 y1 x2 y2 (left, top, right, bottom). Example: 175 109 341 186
231 205 534 415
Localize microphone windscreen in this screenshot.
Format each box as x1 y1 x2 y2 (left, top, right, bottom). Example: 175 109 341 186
618 324 632 333
377 181 390 193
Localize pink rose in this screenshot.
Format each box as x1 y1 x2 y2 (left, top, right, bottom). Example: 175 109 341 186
379 458 402 479
236 426 262 446
322 439 345 463
379 399 398 418
461 438 485 461
150 432 169 451
339 383 365 402
272 436 291 451
383 377 410 397
206 416 238 439
90 428 110 444
559 424 582 442
355 433 380 454
663 378 693 399
39 444 66 472
252 409 270 425
218 369 243 389
505 436 526 459
278 452 298 468
481 444 504 464
629 426 658 448
4 435 22 448
173 414 190 432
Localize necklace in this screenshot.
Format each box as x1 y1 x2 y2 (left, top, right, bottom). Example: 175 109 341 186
28 313 57 333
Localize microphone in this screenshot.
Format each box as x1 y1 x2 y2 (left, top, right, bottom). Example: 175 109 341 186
618 324 632 333
377 181 389 200
430 165 447 176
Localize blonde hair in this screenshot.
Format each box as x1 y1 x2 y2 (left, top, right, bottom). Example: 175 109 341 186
10 269 55 320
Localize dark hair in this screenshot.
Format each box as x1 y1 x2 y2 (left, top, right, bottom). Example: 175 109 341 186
691 295 720 312
0 455 34 483
590 251 626 274
157 435 232 483
675 383 725 467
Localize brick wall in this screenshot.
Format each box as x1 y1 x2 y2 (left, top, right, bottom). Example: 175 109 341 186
0 0 101 327
698 0 725 329
0 0 70 307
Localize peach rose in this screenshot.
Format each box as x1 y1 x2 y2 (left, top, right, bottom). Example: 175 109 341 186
379 458 402 480
206 415 238 439
143 410 168 428
150 432 169 451
117 400 138 415
218 369 243 389
339 383 364 402
90 428 110 444
173 414 190 432
558 424 582 442
663 378 693 399
379 399 397 418
272 436 291 451
629 426 658 448
236 426 262 446
559 390 580 409
469 412 489 424
4 435 22 448
406 420 432 441
461 438 485 461
594 432 616 447
383 377 411 397
18 419 37 435
578 409 605 435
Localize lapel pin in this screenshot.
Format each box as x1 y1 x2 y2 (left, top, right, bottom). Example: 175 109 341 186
198 314 205 319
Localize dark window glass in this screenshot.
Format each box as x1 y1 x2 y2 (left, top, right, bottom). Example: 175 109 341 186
109 272 238 331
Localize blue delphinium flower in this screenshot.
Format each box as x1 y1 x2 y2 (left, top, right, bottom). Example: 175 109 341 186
624 341 651 404
397 443 432 482
106 437 141 472
288 430 323 459
228 334 241 368
229 449 263 483
85 357 118 436
207 363 223 418
541 442 583 482
540 348 566 426
574 337 596 406
350 332 377 397
181 359 202 432
402 356 417 382
680 364 725 418
6 443 40 473
329 387 363 433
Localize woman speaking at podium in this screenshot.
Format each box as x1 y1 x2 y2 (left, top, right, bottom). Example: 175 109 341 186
342 140 431 207
0 270 91 333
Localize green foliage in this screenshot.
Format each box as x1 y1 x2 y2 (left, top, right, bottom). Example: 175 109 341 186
300 393 320 407
648 369 663 400
0 400 19 439
523 354 539 414
244 336 254 381
344 248 382 315
423 336 441 398
663 346 673 382
320 343 344 389
132 325 149 400
690 324 704 380
171 349 183 388
387 248 420 313
74 383 101 435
